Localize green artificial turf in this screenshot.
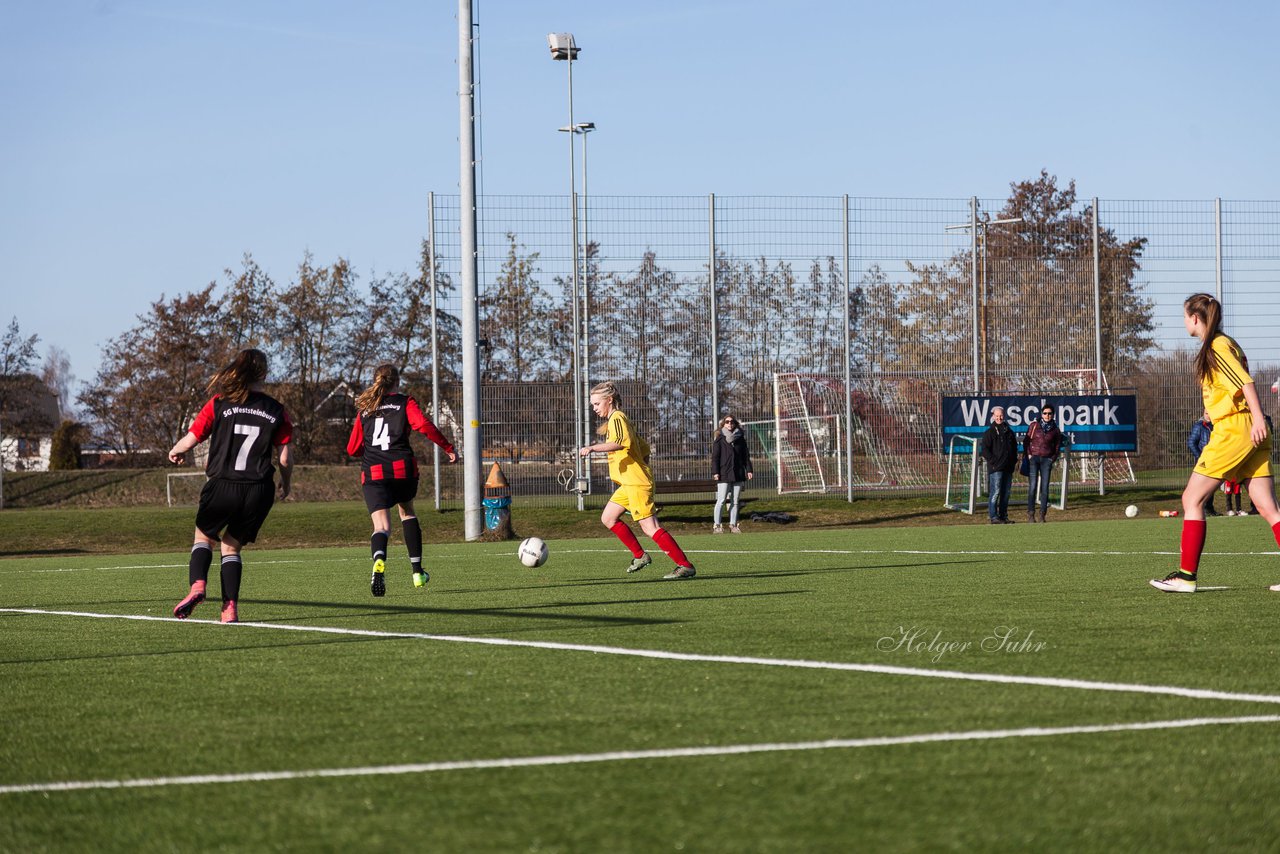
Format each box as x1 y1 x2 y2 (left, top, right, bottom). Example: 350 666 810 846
3 518 1280 851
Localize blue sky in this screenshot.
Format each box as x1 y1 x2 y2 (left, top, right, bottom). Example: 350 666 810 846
3 0 1279 398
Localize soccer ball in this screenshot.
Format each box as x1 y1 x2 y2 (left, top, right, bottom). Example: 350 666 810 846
517 537 549 568
1125 504 1139 518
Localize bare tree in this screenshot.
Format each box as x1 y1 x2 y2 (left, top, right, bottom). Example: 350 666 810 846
0 317 41 508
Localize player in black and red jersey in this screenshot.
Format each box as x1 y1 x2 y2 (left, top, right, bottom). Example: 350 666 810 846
168 349 293 623
346 364 457 596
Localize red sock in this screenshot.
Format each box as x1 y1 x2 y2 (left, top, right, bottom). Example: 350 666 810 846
609 522 645 558
652 528 691 568
1179 519 1207 575
1272 521 1280 549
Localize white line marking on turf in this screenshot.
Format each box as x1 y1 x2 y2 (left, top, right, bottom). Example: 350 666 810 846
7 607 1280 706
2 714 1277 795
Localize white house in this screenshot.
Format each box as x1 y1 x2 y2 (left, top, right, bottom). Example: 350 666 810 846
0 374 62 472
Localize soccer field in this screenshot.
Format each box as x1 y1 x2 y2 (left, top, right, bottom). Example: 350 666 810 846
3 519 1280 851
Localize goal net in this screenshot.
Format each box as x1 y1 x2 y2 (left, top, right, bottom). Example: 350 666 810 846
771 369 1134 495
772 372 940 493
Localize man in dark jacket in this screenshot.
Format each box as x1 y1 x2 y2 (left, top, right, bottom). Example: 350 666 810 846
1187 411 1219 516
979 406 1018 524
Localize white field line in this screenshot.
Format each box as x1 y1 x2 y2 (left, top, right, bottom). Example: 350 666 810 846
3 714 1278 796
6 607 1280 707
6 546 1279 574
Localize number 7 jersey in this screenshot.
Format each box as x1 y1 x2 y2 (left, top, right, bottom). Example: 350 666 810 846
188 391 293 482
346 392 455 482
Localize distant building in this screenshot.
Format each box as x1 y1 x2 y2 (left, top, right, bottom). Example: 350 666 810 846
0 373 61 472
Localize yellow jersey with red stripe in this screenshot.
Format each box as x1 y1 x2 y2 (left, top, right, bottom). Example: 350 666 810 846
605 409 653 487
1202 334 1254 422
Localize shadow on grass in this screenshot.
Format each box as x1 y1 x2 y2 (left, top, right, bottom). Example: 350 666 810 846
0 548 90 557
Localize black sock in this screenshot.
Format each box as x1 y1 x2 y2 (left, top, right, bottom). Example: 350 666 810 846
371 530 390 561
220 555 243 602
402 517 423 571
189 543 213 586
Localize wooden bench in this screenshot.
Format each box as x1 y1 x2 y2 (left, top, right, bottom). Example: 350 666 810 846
654 478 718 495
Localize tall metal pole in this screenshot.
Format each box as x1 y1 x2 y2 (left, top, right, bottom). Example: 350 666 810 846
458 0 482 539
1091 197 1103 393
566 61 584 511
1214 197 1223 305
428 192 442 511
843 194 853 503
970 196 980 392
709 193 720 423
580 125 593 486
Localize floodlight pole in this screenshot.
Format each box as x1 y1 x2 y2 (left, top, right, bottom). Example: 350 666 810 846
562 120 596 491
459 0 482 539
549 33 585 510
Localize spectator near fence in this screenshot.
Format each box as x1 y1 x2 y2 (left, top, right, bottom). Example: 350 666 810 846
979 406 1017 524
711 415 753 533
1186 411 1219 516
1024 406 1064 523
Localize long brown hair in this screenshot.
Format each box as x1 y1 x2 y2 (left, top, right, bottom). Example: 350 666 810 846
590 380 622 437
207 349 268 405
1185 293 1223 385
354 364 400 415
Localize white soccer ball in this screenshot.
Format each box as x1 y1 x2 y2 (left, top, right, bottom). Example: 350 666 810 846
1125 504 1139 518
517 537 549 568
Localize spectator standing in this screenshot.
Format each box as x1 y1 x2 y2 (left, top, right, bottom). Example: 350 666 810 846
1024 405 1065 523
979 406 1018 524
1187 411 1219 516
711 415 753 533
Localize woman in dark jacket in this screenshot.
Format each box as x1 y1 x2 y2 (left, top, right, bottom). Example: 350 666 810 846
711 415 753 533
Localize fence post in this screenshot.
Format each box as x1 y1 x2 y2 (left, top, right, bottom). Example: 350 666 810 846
1215 196 1224 306
1092 197 1104 496
970 196 979 393
428 191 442 511
843 194 853 503
709 192 720 424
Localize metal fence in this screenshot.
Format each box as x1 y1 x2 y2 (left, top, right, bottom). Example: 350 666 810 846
418 194 1280 507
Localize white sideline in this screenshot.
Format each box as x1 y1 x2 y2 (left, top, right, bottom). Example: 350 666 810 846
2 714 1277 795
7 607 1280 706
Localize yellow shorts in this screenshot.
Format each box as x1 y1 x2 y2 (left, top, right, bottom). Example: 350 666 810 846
609 483 656 522
1194 412 1273 482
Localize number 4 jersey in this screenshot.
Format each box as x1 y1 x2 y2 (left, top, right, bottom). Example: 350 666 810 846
346 393 455 483
188 392 294 482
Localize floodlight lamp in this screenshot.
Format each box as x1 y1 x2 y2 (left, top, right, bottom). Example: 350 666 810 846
547 33 579 60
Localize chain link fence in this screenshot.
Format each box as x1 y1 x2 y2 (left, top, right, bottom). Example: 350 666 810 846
418 193 1280 507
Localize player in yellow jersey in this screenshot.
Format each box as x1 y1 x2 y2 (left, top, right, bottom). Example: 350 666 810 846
579 381 697 579
1150 293 1280 593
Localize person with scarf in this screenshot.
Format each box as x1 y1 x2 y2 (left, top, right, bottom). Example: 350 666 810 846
711 415 753 533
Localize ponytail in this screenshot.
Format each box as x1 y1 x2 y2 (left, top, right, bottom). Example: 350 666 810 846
590 380 622 437
207 349 268 405
1185 293 1223 385
355 364 401 415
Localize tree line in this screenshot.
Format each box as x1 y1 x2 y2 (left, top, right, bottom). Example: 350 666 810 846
3 172 1158 469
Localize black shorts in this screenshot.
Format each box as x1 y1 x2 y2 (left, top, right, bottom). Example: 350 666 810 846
362 478 420 513
195 478 276 545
